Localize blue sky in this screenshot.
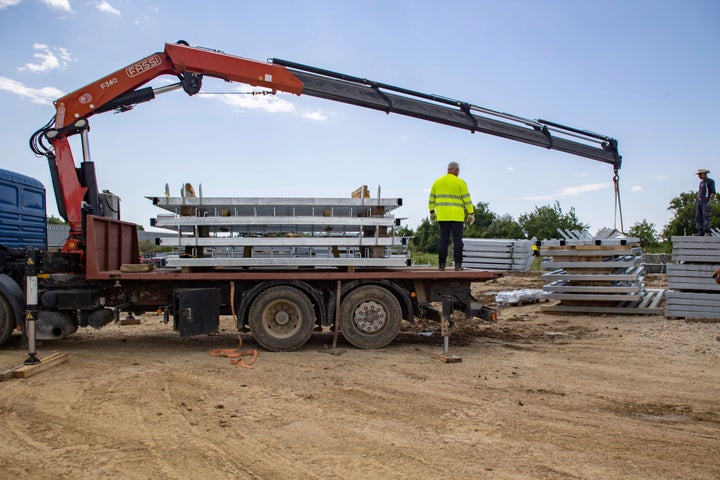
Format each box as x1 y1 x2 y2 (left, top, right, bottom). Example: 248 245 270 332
1 0 718 237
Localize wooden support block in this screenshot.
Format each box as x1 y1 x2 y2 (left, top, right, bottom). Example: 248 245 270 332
0 351 69 381
1 350 64 381
119 317 142 326
431 353 462 363
13 352 69 379
351 185 370 199
120 263 153 273
0 366 16 382
366 246 387 258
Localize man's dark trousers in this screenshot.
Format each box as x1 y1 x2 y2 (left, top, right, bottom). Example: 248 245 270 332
438 221 464 267
696 197 712 234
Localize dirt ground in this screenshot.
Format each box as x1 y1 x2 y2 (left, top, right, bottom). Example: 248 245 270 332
0 272 718 480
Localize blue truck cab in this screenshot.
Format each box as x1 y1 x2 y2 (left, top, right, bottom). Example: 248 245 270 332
0 168 47 249
0 168 48 344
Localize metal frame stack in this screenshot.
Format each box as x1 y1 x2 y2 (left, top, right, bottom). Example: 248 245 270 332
148 194 409 269
665 236 720 319
640 253 670 274
540 229 664 314
462 238 535 271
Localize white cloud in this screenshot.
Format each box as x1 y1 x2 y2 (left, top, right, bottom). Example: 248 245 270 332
18 43 75 73
521 182 610 201
301 110 329 121
631 185 643 192
42 0 71 11
204 89 327 120
0 0 22 10
209 91 295 113
96 0 119 15
0 77 63 104
3 0 73 12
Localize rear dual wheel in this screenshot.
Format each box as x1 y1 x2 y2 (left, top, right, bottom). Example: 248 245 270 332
248 286 315 352
340 285 401 349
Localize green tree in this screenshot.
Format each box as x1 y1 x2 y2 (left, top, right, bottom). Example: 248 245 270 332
628 219 660 251
47 214 67 225
411 218 438 253
393 224 415 249
463 201 496 238
394 225 415 238
486 214 525 239
518 201 589 240
138 239 155 255
661 191 720 241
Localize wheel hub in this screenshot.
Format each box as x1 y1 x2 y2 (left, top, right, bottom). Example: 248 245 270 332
352 300 386 334
264 301 299 336
274 310 290 326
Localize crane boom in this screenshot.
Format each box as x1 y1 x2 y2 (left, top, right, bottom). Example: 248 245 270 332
270 59 619 167
30 41 621 256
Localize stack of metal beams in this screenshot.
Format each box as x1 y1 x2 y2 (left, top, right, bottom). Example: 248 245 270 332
148 194 409 268
462 238 535 271
665 236 720 319
540 229 664 314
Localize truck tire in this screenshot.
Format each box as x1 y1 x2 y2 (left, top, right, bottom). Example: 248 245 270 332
0 294 15 346
248 285 316 352
340 285 402 349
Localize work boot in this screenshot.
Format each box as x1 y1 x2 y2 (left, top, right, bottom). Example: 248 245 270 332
454 264 463 271
694 232 705 236
438 263 446 271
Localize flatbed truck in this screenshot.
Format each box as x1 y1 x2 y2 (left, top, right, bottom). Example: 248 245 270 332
0 41 622 352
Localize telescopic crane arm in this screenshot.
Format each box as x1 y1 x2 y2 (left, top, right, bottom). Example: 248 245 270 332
30 41 622 255
269 58 620 168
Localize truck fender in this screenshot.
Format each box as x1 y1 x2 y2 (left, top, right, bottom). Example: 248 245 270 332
0 273 25 329
236 280 326 330
325 279 414 328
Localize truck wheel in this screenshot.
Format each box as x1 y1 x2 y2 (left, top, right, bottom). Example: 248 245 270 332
0 295 15 346
340 285 401 349
248 285 315 352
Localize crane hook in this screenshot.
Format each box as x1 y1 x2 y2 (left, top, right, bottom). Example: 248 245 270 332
613 167 624 232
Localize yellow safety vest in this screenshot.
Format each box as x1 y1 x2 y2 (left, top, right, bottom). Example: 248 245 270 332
428 174 473 222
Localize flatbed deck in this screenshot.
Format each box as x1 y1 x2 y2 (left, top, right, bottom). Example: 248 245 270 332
87 266 503 282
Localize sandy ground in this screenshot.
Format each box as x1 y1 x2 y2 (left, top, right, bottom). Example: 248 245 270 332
0 272 718 480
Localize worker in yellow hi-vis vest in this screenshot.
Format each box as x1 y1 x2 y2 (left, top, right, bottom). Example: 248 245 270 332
428 161 475 271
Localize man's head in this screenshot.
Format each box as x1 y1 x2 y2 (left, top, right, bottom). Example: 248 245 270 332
447 162 460 176
697 168 710 177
